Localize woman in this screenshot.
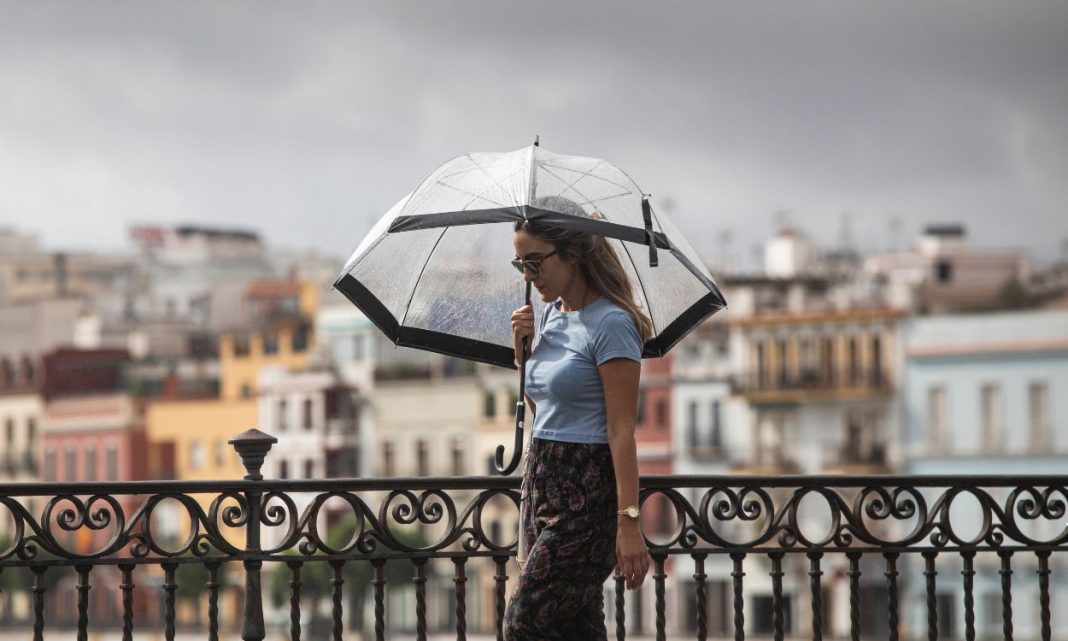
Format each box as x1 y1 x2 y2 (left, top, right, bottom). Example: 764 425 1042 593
503 207 653 641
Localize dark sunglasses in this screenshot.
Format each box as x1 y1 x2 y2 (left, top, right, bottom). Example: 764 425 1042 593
511 250 557 275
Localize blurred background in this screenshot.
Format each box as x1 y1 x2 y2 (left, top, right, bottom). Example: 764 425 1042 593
1 2 1066 638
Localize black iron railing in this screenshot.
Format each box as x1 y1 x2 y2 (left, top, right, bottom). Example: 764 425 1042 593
0 430 1065 640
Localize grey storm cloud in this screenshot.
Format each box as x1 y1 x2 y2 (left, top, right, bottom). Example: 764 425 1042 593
1 1 1066 267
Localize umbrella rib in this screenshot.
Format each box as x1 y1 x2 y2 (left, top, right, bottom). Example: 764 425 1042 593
463 153 513 203
538 166 633 211
432 180 509 208
538 161 633 193
553 160 606 198
398 226 451 330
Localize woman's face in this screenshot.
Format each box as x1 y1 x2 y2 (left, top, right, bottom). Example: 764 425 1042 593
513 230 578 303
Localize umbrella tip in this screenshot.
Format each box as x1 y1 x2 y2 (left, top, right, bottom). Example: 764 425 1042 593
533 135 540 147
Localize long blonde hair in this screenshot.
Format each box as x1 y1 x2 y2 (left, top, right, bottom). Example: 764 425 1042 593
516 209 654 341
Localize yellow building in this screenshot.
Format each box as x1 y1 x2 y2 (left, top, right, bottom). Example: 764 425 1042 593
219 279 319 401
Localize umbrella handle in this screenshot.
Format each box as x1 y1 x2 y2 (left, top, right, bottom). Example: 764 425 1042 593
495 281 533 475
494 402 525 475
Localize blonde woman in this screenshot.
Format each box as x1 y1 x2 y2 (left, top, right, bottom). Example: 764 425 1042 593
504 199 652 641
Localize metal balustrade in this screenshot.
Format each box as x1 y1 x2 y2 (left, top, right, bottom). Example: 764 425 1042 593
0 430 1064 640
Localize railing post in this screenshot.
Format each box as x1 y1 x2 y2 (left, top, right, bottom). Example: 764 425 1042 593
228 429 278 641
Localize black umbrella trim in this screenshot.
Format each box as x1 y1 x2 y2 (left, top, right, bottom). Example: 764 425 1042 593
389 206 672 250
338 273 725 369
334 274 517 369
387 205 723 296
642 290 727 358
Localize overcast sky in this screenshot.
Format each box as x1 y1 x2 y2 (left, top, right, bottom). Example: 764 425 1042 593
2 1 1066 268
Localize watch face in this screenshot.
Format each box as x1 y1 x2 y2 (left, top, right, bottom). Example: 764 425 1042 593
624 507 639 518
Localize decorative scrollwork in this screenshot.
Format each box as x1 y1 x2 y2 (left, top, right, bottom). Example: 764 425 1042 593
0 478 1064 568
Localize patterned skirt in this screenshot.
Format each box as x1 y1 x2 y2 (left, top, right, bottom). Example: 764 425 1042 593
503 437 618 641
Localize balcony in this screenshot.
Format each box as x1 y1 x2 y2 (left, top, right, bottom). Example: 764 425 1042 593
735 367 893 404
0 431 1064 640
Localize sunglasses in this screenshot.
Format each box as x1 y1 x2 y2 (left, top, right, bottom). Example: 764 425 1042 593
511 250 557 275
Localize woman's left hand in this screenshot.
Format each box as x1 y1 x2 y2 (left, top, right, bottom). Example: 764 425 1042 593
616 519 650 590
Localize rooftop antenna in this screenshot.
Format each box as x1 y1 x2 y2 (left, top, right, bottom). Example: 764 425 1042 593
533 135 540 147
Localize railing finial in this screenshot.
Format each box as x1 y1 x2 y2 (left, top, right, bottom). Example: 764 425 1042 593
228 429 278 480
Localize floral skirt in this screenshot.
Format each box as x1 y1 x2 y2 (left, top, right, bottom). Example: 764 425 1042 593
503 438 618 641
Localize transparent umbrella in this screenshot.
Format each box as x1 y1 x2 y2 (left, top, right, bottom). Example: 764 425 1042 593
334 140 726 474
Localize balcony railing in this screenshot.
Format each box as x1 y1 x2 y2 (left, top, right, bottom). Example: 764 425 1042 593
736 367 893 398
0 430 1065 640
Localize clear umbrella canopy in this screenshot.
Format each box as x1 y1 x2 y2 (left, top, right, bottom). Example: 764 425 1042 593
335 143 726 369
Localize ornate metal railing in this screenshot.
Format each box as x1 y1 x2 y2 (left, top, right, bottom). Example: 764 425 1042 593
0 429 1065 640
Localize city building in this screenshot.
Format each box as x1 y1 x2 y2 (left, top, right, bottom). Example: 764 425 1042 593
900 308 1068 640
864 225 1031 314
219 279 318 400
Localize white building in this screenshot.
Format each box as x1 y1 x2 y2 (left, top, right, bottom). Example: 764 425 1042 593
900 309 1068 640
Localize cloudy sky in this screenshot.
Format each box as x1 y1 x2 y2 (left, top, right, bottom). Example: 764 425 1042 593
1 1 1066 268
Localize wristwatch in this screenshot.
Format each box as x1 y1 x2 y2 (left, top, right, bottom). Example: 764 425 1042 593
617 505 640 519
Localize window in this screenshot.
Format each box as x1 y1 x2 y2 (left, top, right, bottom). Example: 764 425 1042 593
776 340 789 387
416 439 429 476
799 339 818 383
4 418 12 445
44 448 56 482
686 401 699 448
1 359 15 388
1029 382 1050 451
233 335 250 356
240 384 252 399
26 417 36 445
980 384 1002 452
848 337 860 386
928 385 947 451
451 437 464 476
352 335 365 361
64 446 76 482
752 595 792 635
279 460 289 480
710 400 722 449
304 459 314 479
871 335 883 385
214 440 225 467
936 593 956 638
821 337 835 385
655 399 668 431
935 260 953 283
106 445 118 481
22 357 36 386
382 441 394 477
302 398 314 431
84 446 96 482
484 391 497 418
635 389 646 426
277 399 288 431
756 342 768 388
291 326 310 352
189 441 205 471
263 335 279 355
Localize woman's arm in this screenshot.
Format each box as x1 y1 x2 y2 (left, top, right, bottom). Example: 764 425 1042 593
599 357 650 590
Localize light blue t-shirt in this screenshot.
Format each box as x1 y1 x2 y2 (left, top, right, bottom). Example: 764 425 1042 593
525 296 643 444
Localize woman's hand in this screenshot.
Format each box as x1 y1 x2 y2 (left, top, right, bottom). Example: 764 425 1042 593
616 519 650 590
510 304 534 362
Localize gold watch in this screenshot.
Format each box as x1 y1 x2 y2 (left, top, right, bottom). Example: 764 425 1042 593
617 506 640 519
